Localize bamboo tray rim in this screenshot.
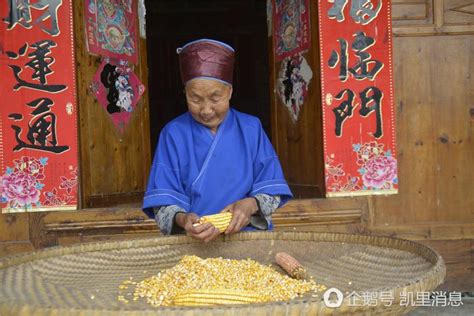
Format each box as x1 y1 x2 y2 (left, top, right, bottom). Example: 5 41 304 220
0 231 446 315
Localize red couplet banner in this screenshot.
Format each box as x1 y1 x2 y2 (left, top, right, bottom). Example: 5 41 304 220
0 1 78 212
318 0 398 196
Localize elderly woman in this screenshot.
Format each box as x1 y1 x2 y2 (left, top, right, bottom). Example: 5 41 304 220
143 39 292 242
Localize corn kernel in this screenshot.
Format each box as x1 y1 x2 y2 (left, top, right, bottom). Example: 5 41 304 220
119 255 326 307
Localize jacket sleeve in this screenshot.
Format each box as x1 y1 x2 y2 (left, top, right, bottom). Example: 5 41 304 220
250 121 293 207
143 126 190 218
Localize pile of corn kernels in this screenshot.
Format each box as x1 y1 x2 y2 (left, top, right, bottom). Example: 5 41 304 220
118 255 326 307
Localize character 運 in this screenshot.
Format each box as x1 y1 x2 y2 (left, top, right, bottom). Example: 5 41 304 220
7 40 67 93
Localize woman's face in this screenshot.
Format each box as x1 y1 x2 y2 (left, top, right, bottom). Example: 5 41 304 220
185 79 232 133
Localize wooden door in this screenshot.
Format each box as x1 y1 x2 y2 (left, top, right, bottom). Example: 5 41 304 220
268 0 326 198
74 0 151 208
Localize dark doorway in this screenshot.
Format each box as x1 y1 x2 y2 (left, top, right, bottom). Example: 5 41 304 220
145 0 271 152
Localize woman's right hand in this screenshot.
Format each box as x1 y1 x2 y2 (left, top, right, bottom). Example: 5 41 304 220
175 212 221 242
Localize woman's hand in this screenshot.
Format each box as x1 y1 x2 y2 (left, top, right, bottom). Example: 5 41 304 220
223 198 258 235
175 212 221 242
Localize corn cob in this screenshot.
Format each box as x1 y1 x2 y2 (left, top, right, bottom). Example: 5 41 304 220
194 212 233 233
275 252 307 280
173 288 263 306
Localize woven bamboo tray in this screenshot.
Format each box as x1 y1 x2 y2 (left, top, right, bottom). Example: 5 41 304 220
0 232 445 315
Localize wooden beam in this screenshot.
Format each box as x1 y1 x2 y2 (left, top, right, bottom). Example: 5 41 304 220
394 24 474 36
0 242 34 257
44 208 363 232
371 223 474 240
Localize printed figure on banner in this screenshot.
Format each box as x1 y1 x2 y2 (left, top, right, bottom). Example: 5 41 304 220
91 58 145 133
273 0 311 61
85 0 138 64
277 54 313 121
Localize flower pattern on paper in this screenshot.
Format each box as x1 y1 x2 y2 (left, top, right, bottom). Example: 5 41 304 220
1 157 78 210
43 188 74 207
355 141 398 190
0 156 47 209
326 141 398 193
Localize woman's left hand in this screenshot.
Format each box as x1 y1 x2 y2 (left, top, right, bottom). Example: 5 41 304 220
223 198 258 235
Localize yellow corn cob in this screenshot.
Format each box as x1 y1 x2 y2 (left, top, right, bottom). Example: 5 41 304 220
196 212 233 233
173 288 263 306
275 252 307 280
